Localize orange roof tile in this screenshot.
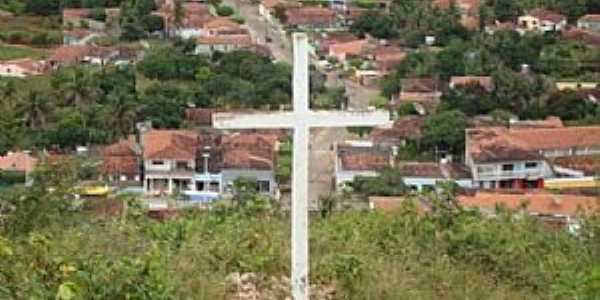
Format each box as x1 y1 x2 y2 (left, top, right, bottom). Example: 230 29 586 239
580 14 600 23
527 8 566 23
329 39 369 57
142 130 199 160
458 192 599 217
0 151 37 173
197 34 253 45
63 8 90 20
285 7 336 26
337 143 391 171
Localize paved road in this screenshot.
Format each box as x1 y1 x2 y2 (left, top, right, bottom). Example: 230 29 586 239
224 0 291 63
226 1 378 206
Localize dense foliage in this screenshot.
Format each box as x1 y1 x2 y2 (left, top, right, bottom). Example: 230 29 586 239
1 167 599 299
0 49 291 152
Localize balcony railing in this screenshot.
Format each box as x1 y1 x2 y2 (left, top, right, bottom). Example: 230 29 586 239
476 169 543 180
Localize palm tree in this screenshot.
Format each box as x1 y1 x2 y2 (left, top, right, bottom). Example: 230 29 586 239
53 67 101 109
17 90 50 130
103 89 138 139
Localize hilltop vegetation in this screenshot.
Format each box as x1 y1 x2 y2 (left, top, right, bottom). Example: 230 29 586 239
0 165 599 299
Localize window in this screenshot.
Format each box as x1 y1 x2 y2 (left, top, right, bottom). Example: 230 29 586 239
257 180 270 193
525 162 538 169
176 161 189 170
502 164 514 171
152 160 164 165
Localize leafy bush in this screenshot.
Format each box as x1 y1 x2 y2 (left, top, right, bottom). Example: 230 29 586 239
216 5 234 16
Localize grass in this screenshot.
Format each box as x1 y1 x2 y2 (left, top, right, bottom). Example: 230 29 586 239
0 43 48 60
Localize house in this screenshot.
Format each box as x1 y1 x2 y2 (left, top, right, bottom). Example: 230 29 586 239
370 115 424 147
578 14 600 32
391 78 442 113
102 135 141 184
465 126 600 190
219 132 280 194
0 59 46 78
449 76 494 92
0 151 37 174
518 9 566 33
284 7 337 29
458 191 599 231
48 45 118 67
433 0 481 30
334 141 393 190
373 46 406 75
330 0 390 12
328 39 369 62
170 3 212 39
195 33 253 55
142 130 201 195
314 31 358 56
203 17 245 36
398 162 473 192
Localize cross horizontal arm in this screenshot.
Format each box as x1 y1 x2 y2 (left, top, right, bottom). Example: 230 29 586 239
304 110 390 128
213 112 297 129
213 110 391 130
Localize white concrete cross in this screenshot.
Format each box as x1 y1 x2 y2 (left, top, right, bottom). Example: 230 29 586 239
213 33 390 300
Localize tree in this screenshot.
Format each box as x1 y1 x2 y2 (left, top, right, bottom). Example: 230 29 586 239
422 110 467 154
440 83 495 116
350 13 398 39
140 14 164 33
139 83 190 128
24 0 60 15
17 90 50 130
351 167 407 196
216 5 235 17
52 67 101 109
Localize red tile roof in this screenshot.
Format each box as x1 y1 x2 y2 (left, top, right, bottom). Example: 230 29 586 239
203 17 241 30
220 132 279 170
467 126 600 163
370 116 424 144
450 76 494 91
49 45 91 64
458 192 599 217
579 14 600 23
197 34 253 45
329 39 369 57
0 58 46 75
142 130 199 160
551 155 600 176
0 151 37 173
102 136 139 176
401 78 438 93
337 143 391 171
285 7 336 26
527 8 566 23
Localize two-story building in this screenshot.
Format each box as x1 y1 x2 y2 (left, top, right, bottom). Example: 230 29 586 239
142 130 200 195
465 126 600 189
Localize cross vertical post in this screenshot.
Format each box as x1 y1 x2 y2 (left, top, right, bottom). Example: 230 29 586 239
212 32 390 300
291 33 310 300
